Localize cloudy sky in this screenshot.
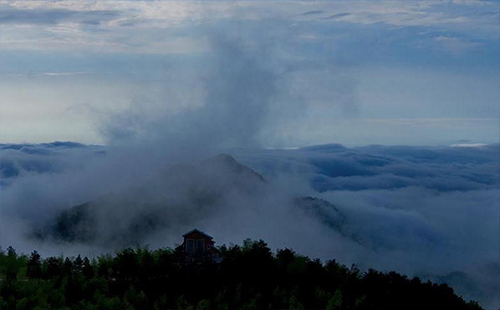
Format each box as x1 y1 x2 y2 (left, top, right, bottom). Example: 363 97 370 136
1 1 499 146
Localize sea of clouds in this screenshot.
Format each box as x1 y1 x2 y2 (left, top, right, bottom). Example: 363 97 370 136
1 140 499 308
1 34 498 308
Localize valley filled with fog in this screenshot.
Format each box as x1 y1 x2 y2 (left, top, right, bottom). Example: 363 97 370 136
1 141 498 308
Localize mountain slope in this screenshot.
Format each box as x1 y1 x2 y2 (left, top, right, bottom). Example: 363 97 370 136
33 154 350 247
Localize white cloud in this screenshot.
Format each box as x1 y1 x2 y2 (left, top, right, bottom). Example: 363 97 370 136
434 35 481 55
451 143 488 148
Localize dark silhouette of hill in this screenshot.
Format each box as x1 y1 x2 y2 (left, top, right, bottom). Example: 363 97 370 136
0 241 484 310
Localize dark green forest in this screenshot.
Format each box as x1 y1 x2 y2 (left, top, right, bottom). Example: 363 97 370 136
0 240 483 310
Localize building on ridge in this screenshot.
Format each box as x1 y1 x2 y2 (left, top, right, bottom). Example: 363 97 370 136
181 228 221 264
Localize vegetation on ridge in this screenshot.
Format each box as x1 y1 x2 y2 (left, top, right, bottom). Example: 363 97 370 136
0 240 483 310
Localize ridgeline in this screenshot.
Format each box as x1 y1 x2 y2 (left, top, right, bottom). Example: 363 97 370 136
0 240 483 310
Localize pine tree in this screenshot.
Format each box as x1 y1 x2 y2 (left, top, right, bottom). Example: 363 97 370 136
82 257 94 279
27 251 42 278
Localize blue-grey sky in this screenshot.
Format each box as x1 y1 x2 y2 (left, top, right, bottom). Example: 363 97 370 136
1 1 499 146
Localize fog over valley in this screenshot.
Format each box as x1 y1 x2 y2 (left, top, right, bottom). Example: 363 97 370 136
1 140 498 308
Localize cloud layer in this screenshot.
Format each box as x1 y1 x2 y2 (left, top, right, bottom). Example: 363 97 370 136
2 141 499 308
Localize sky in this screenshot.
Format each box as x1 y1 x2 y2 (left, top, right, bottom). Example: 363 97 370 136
1 0 499 147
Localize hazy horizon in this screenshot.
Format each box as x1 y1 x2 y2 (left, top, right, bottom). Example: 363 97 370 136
1 1 499 147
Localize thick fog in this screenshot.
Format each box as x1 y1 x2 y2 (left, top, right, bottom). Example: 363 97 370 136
1 37 499 309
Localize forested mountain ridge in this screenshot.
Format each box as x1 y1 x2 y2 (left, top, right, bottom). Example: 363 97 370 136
0 240 483 310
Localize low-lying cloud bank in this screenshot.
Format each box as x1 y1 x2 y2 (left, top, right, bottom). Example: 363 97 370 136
233 143 500 308
1 141 499 308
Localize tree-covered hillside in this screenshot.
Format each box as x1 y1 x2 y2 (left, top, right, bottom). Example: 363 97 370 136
0 240 483 310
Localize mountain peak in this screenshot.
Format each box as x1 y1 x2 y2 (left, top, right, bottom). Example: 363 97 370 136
203 153 266 183
203 153 239 166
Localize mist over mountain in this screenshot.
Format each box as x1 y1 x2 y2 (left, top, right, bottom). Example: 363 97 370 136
31 153 269 245
30 154 350 250
1 141 499 308
1 31 499 309
1 1 499 308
